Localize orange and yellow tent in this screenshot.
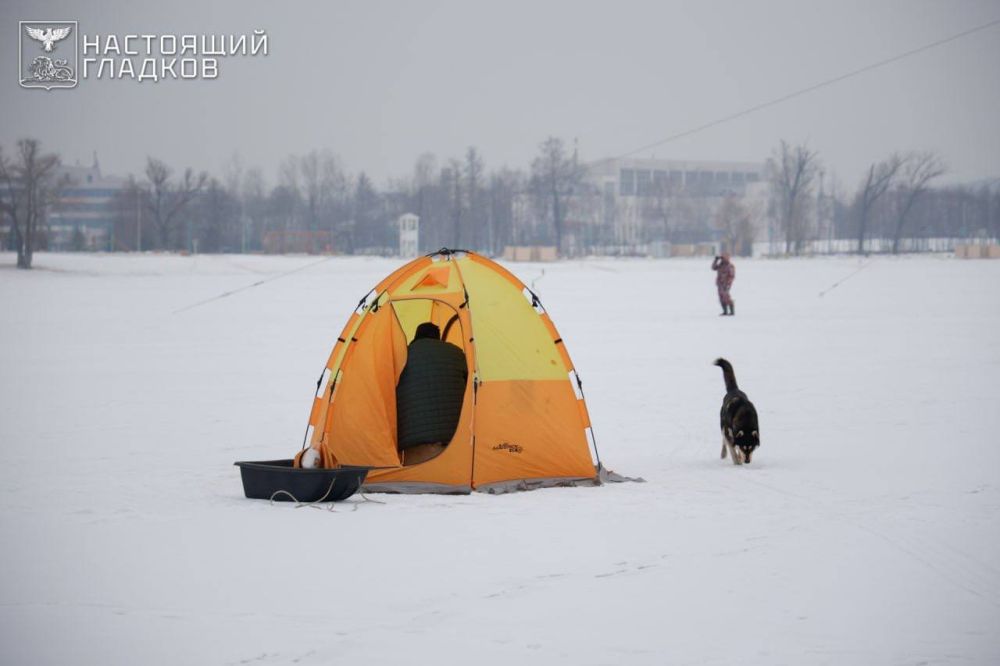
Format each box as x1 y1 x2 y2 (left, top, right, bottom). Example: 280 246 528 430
295 249 601 494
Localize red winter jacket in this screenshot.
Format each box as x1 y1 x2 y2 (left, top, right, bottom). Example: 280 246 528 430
712 257 735 288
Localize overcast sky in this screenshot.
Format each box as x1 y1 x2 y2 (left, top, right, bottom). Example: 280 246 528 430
3 0 998 189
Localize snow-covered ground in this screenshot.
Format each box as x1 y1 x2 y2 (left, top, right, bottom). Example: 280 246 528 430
1 251 997 665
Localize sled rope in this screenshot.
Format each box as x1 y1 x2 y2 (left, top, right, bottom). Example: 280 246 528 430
269 481 385 512
269 478 337 509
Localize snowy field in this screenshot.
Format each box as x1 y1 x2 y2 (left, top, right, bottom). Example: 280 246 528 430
1 251 998 665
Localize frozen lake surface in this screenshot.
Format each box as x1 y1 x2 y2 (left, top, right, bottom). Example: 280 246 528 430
1 252 997 664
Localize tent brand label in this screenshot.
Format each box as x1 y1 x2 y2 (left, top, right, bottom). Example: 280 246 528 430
492 442 523 454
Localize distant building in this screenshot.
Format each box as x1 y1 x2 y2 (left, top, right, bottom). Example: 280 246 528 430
510 156 768 256
582 157 766 249
0 155 126 252
49 156 126 250
398 213 419 258
587 157 764 198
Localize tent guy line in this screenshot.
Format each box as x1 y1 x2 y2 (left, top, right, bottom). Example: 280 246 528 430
818 261 872 298
171 255 334 314
616 16 1000 159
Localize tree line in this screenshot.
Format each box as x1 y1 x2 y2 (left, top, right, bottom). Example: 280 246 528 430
0 135 583 267
1 135 997 268
102 138 583 261
765 142 958 255
705 142 996 257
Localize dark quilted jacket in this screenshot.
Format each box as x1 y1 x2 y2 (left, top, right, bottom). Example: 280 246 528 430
395 338 468 450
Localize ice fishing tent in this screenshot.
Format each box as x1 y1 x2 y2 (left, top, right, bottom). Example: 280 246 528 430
296 249 601 493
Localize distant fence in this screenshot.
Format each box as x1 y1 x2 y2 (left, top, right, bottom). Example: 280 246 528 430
576 238 997 259
577 242 720 258
752 237 999 257
261 231 333 254
502 245 558 261
556 237 1000 259
955 243 1000 259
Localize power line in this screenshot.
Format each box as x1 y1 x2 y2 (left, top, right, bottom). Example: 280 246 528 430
617 17 1000 159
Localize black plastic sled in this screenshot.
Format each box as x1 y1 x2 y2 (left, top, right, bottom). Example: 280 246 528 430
235 459 370 502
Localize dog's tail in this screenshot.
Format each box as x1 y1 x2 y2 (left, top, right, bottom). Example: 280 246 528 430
714 358 739 392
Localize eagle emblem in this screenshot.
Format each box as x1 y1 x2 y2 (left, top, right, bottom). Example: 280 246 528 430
25 25 72 52
19 21 78 90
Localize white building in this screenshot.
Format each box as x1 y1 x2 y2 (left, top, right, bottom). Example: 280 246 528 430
582 157 766 249
48 157 126 250
398 213 419 258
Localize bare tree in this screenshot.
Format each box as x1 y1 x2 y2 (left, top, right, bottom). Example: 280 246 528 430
766 141 820 255
240 167 267 252
445 158 464 247
110 175 149 251
464 146 486 251
530 137 582 256
222 152 244 198
144 157 207 249
990 184 1000 241
891 152 945 254
488 168 521 256
409 153 437 252
195 178 242 252
642 176 680 243
664 192 708 245
274 155 303 242
853 154 903 254
298 150 345 232
352 172 383 250
0 139 63 268
714 194 755 256
222 153 247 252
264 184 299 253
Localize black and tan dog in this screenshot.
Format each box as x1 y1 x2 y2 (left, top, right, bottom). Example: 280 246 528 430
714 358 760 465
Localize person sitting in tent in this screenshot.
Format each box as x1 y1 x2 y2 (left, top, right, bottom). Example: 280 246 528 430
712 252 736 316
395 322 468 465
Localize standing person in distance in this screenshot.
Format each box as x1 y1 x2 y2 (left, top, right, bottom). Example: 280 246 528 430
712 252 735 316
